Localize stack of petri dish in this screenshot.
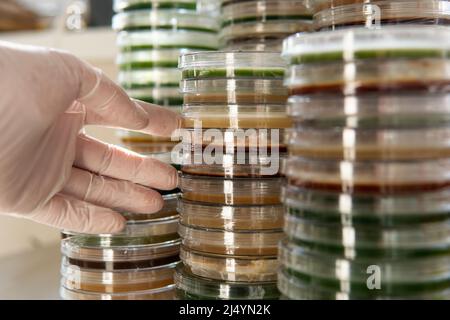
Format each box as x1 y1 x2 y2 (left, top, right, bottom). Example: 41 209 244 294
311 0 450 31
174 51 290 299
219 0 313 51
280 26 450 299
112 0 220 153
60 194 181 300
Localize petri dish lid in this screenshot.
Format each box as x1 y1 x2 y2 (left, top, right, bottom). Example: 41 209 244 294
179 173 284 194
174 264 280 299
285 156 450 194
178 51 286 76
117 30 219 50
287 93 450 128
114 0 198 12
178 199 284 230
280 239 450 290
112 9 219 32
60 284 175 300
283 184 450 224
282 25 450 62
63 214 179 238
118 68 181 87
314 0 450 31
221 0 313 21
61 237 181 262
121 193 179 221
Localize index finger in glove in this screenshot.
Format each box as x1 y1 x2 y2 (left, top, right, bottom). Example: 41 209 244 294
60 52 181 137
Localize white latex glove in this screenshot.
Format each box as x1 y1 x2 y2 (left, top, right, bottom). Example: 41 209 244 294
0 42 180 234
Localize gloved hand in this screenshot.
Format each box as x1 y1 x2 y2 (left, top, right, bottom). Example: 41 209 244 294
0 41 180 234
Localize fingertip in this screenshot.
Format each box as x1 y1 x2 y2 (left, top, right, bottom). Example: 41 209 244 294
149 193 164 213
85 210 127 235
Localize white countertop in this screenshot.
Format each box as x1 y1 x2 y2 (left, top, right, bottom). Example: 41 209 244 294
0 243 61 300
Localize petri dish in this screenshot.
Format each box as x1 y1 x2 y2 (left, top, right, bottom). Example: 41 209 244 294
125 87 183 106
283 184 450 226
61 258 177 293
122 193 178 221
285 157 450 194
279 239 450 297
178 199 284 230
179 51 286 80
223 36 287 52
180 246 278 282
63 215 179 242
174 264 280 299
179 174 284 205
117 30 219 51
282 26 450 94
118 48 192 70
181 78 288 104
61 238 180 270
178 223 283 256
175 128 287 152
118 68 180 89
182 104 291 129
61 284 175 300
286 126 450 161
284 214 450 258
287 93 450 129
114 0 198 12
121 141 177 154
178 150 285 178
112 9 218 33
277 266 450 300
314 0 450 31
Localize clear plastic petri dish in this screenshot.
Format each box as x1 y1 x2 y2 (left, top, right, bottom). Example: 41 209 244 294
61 284 175 300
287 93 450 129
125 87 183 106
61 258 177 293
118 68 180 89
178 199 284 230
286 126 450 161
223 36 286 52
178 223 283 256
181 78 288 104
122 193 178 221
61 238 180 270
179 174 284 205
114 0 198 12
179 51 286 80
314 0 450 31
178 150 285 178
282 26 450 94
174 264 280 299
182 104 291 129
63 215 179 241
283 184 450 226
117 48 191 70
279 239 450 297
180 246 278 282
112 9 219 32
285 157 450 194
277 266 450 300
117 30 219 51
175 128 287 153
284 214 450 258
220 21 312 46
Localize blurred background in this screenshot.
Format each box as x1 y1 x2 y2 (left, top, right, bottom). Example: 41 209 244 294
0 0 119 299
